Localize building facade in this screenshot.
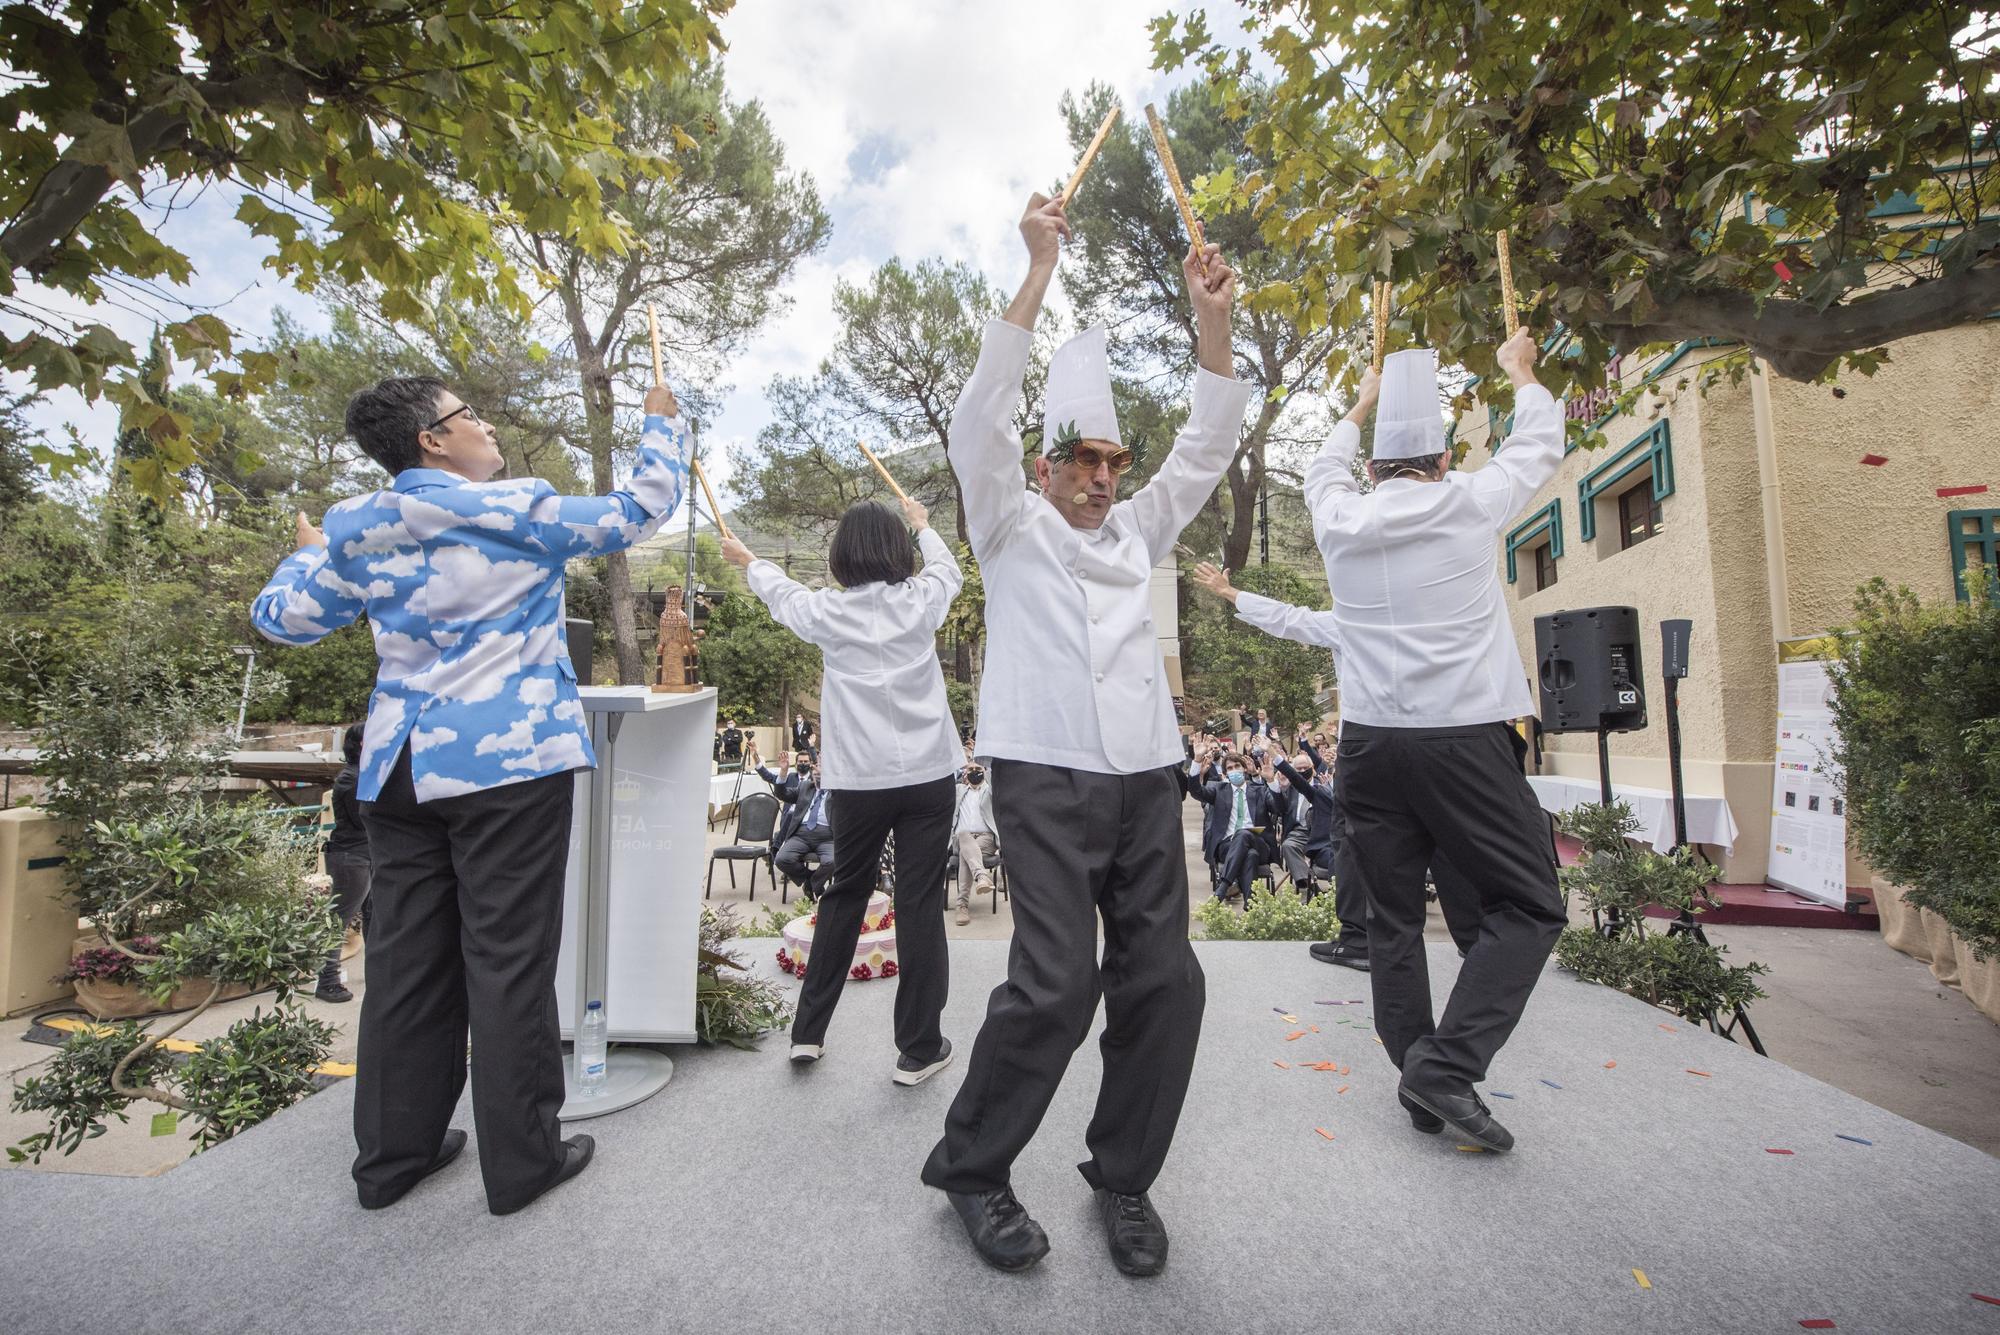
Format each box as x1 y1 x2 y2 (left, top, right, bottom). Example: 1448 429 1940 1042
1456 320 2000 884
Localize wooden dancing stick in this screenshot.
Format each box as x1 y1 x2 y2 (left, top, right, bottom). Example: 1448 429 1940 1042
1371 280 1391 372
646 302 667 385
855 440 910 503
1060 103 1122 209
1496 229 1520 337
1143 103 1208 277
644 300 729 540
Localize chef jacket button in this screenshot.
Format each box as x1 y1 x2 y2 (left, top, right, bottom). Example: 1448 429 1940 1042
1079 570 1089 580
1094 672 1105 683
1090 614 1100 624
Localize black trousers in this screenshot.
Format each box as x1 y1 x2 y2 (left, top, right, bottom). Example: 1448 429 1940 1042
923 760 1204 1197
1216 828 1267 900
775 830 836 897
353 748 572 1213
1336 722 1566 1094
324 847 373 975
793 778 954 1059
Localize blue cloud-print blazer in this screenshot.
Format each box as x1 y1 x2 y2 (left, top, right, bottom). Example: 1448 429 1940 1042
252 414 689 802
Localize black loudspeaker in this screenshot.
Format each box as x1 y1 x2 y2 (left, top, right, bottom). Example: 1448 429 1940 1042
564 617 594 684
1534 606 1648 734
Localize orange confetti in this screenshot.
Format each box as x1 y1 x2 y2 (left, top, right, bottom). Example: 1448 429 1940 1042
1604 1061 1617 1069
1336 1085 1350 1095
1659 1024 1677 1032
1310 1061 1339 1071
1686 1069 1712 1078
1314 1127 1336 1141
1272 1059 1291 1069
1286 1030 1307 1041
1309 1025 1320 1033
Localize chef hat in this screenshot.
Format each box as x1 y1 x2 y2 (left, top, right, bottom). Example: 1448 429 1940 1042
1372 347 1446 460
1042 325 1121 454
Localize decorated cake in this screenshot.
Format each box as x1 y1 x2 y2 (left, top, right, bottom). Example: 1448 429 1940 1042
776 891 899 982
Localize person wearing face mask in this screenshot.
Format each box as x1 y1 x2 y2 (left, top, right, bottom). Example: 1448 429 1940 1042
919 191 1249 1279
755 749 836 901
1187 751 1277 906
950 763 998 926
253 375 686 1216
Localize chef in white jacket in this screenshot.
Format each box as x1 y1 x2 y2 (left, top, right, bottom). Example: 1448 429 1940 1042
723 494 962 1088
1304 334 1568 1155
920 192 1251 1280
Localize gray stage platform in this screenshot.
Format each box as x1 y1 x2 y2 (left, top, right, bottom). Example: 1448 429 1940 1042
4 941 1997 1334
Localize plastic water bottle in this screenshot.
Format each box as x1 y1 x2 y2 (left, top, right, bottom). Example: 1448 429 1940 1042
577 1001 608 1097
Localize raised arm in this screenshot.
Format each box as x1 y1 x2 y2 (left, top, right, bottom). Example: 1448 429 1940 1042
1466 329 1565 529
906 500 964 629
1304 364 1379 545
1124 244 1255 565
1275 757 1333 812
1235 591 1341 652
524 394 690 558
252 510 365 646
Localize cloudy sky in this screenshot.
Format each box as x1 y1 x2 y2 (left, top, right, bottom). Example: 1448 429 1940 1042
8 0 1245 525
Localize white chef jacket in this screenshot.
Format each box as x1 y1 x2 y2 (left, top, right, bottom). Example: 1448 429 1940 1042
1302 384 1564 727
746 527 963 790
953 320 1254 774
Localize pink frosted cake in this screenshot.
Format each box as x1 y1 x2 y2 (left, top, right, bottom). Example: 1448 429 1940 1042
776 892 899 981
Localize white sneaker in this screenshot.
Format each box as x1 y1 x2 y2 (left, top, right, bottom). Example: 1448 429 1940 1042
790 1043 823 1064
893 1037 954 1087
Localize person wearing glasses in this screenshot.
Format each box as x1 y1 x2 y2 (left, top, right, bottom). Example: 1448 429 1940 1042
920 191 1250 1279
253 375 686 1216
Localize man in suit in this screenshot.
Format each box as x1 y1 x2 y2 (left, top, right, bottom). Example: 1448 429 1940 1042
757 751 835 899
1187 751 1276 905
792 713 815 752
253 374 686 1214
1262 751 1318 897
714 717 744 768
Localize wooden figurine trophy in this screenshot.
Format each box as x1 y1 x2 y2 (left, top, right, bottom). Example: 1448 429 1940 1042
651 584 701 694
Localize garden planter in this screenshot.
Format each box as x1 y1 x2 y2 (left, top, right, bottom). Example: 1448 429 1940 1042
72 974 252 1020
1919 909 1963 988
1869 876 1926 958
1950 937 2000 1023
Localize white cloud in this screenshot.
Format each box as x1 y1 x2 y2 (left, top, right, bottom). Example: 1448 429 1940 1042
409 725 458 752
421 545 547 624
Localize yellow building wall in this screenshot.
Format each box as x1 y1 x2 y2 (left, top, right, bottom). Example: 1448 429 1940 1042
1458 320 2000 885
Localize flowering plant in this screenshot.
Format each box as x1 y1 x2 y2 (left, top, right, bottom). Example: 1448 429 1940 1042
57 938 158 985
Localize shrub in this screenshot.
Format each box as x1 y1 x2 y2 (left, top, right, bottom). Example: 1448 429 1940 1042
1829 573 2000 958
694 906 793 1049
1194 880 1343 941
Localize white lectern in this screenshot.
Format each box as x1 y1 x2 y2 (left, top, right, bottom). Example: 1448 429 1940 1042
556 685 716 1119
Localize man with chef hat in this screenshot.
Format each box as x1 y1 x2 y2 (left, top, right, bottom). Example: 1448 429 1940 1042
920 192 1250 1279
1304 330 1567 1155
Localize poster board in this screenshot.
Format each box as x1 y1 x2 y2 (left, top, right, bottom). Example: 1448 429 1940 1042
1765 638 1848 906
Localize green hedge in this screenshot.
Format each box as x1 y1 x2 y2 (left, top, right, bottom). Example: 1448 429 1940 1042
1829 574 2000 959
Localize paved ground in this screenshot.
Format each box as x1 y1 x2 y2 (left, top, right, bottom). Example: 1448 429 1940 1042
5 796 1996 1179
4 940 1998 1335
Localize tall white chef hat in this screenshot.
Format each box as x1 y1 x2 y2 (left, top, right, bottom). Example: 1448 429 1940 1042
1372 347 1447 461
1042 325 1122 454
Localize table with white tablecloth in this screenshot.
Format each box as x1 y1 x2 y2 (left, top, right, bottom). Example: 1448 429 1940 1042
708 768 772 823
1525 775 1739 854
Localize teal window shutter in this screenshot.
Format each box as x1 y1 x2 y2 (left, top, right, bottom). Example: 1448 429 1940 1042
1579 421 1674 541
1505 501 1563 584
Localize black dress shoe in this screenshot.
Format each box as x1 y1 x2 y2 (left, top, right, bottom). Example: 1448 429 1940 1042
1309 941 1371 971
490 1135 595 1216
358 1129 467 1210
1398 1081 1513 1153
1094 1188 1169 1277
1398 1091 1444 1134
944 1187 1049 1272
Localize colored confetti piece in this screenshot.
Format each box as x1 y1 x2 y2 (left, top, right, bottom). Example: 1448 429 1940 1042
1773 260 1795 282
1281 1014 1299 1023
1272 1060 1291 1069
1540 1078 1563 1089
1686 1069 1712 1078
1799 1321 1836 1330
1373 1037 1384 1045
1972 1293 2000 1307
1336 1085 1349 1095
1490 1091 1516 1100
1766 1148 1795 1156
1286 1030 1307 1041
1604 1061 1617 1069
1272 1007 1288 1015
1860 454 1888 466
1310 1062 1340 1072
1835 1134 1873 1146
1455 1145 1484 1153
1632 1269 1651 1291
1658 1023 1677 1032
1314 1127 1336 1141
1938 484 1990 498
1309 1025 1320 1033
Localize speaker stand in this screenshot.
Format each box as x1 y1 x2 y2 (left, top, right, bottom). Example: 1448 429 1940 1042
1593 726 1623 937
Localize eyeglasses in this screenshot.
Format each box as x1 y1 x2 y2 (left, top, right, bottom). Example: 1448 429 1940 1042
1049 441 1140 475
425 404 481 433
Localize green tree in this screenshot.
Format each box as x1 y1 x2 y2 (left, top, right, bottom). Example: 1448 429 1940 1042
696 591 821 724
0 391 33 515
1158 1 1999 402
1059 84 1342 572
1179 564 1328 725
508 73 830 683
1 0 728 499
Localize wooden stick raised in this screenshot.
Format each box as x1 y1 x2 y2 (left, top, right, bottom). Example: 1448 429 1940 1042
1143 103 1207 277
692 457 731 542
856 440 910 503
1371 280 1391 372
644 300 728 539
646 302 666 385
1496 229 1520 337
1061 103 1122 209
